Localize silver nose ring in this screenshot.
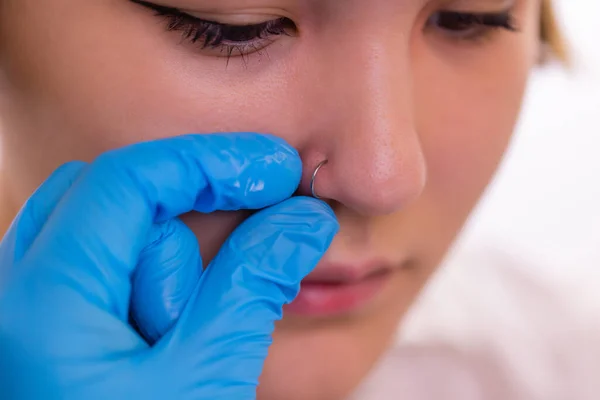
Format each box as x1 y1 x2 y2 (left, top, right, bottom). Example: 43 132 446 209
310 160 328 199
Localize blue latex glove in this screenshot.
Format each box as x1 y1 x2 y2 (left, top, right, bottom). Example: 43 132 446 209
0 133 338 400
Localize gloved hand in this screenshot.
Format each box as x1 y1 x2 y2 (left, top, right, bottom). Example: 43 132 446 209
0 133 338 400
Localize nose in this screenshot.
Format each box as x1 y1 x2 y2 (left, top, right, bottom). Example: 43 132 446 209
300 34 426 216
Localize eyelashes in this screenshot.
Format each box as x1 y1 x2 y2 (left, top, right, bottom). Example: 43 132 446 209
131 0 295 60
131 0 518 61
428 11 518 40
168 17 293 48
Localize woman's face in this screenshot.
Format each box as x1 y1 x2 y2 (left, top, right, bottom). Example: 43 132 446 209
0 0 540 398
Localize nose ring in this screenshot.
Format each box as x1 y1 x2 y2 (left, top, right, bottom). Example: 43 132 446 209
310 159 328 199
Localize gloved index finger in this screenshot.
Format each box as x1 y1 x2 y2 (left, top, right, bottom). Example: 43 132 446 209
23 133 302 320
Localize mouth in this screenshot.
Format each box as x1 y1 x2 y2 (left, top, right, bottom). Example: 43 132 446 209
284 260 398 317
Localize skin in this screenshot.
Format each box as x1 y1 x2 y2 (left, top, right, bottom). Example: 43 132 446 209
0 0 541 399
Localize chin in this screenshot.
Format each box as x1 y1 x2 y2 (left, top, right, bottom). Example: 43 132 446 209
257 327 381 400
258 282 407 400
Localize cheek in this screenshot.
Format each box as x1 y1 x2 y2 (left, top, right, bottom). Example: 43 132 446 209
424 106 516 205
417 57 531 217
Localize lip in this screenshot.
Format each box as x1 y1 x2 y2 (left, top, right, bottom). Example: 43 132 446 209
284 261 395 317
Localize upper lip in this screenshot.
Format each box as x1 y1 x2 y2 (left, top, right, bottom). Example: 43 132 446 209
303 259 397 284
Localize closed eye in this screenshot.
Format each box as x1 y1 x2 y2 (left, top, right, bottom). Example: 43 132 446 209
428 10 518 40
131 0 296 59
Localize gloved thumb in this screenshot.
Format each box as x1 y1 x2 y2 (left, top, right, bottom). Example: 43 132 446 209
151 197 338 399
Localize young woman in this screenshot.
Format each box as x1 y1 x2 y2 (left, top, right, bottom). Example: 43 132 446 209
0 0 565 398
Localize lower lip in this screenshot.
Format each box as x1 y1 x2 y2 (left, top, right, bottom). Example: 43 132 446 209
284 271 392 317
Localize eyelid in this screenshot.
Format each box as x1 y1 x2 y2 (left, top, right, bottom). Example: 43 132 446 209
437 0 517 12
134 0 289 26
133 0 290 37
132 0 295 62
180 10 286 25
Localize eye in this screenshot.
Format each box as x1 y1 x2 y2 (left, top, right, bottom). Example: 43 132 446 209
131 0 296 59
427 11 518 40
